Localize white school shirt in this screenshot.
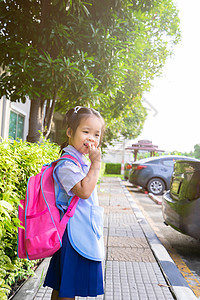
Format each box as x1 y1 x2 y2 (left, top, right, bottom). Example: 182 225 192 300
54 145 104 261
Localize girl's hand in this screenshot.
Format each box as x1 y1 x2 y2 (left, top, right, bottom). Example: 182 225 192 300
72 142 101 199
88 142 101 164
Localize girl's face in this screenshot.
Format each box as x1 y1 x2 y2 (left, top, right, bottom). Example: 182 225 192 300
67 115 102 155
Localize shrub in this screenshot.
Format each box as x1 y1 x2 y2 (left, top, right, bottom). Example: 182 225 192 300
105 163 121 174
0 138 60 299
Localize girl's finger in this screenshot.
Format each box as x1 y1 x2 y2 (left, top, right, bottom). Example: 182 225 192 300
88 142 92 149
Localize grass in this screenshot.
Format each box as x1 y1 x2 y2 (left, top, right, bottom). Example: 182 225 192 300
103 174 124 179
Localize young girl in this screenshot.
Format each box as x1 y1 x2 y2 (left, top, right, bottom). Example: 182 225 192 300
43 106 105 300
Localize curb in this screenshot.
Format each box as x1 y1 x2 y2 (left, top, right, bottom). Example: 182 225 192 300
12 258 50 300
148 192 162 205
121 181 197 300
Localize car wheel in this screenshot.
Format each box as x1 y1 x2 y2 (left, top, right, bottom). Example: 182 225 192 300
147 178 165 195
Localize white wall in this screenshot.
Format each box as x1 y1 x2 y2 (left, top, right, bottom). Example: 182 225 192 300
102 149 133 164
0 96 30 140
102 138 134 164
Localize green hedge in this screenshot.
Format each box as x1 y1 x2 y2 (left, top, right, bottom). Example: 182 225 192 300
105 163 121 174
0 139 60 299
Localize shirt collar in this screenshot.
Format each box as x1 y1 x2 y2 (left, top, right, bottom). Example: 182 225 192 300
63 145 89 166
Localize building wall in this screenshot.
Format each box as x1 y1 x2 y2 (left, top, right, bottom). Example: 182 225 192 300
0 96 63 143
102 149 133 164
10 98 30 140
102 138 134 164
0 96 30 140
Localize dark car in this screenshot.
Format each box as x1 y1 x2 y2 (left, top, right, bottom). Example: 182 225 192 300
162 160 200 239
124 161 133 180
129 155 198 195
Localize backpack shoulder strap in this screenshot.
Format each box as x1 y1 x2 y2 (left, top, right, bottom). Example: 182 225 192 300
60 152 82 169
54 153 81 225
56 153 82 169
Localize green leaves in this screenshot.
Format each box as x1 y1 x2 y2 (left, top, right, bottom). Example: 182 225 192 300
0 201 13 219
0 0 181 143
0 139 60 299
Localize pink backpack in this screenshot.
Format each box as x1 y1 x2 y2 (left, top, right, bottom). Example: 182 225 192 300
18 154 81 260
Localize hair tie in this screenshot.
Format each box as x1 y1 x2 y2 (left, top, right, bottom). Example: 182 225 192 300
74 106 82 113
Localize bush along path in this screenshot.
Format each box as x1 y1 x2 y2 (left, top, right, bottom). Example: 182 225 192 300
0 138 60 300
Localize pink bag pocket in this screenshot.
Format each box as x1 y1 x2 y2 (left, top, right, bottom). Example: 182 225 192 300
18 199 26 258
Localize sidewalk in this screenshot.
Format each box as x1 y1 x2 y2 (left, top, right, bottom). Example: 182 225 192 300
12 177 197 300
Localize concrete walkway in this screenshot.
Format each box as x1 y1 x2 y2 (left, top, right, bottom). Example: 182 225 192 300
12 177 197 300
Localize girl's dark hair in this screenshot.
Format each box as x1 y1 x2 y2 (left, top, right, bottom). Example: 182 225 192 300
60 106 105 153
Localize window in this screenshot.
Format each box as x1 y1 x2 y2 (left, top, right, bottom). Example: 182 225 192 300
9 110 24 140
149 159 161 165
162 159 174 167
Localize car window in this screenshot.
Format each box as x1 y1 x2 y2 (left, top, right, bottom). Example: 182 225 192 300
146 159 161 164
162 159 175 167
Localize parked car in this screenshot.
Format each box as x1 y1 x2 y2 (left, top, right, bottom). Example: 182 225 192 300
162 160 200 239
124 161 133 180
129 155 198 195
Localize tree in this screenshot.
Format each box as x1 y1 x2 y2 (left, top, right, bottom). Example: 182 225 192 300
182 144 200 159
0 0 181 143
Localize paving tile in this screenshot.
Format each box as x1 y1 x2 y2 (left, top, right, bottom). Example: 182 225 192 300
108 236 149 248
15 178 176 300
107 247 156 262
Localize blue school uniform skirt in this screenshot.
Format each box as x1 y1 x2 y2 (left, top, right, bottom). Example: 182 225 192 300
43 229 104 298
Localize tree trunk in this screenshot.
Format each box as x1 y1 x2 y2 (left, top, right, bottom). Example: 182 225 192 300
27 98 44 143
44 100 56 139
44 91 57 139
